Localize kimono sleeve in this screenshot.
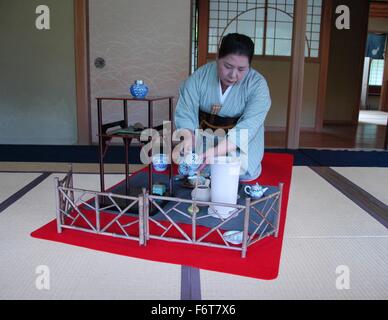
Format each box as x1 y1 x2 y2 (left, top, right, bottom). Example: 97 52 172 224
227 76 271 154
174 73 201 132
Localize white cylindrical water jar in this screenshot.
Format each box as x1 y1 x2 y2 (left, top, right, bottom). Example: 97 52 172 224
210 156 241 219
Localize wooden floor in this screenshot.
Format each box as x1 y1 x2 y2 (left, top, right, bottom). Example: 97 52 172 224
266 123 388 149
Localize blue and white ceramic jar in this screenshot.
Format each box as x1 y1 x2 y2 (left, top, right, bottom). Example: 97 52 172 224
130 80 149 99
178 153 201 176
152 153 168 172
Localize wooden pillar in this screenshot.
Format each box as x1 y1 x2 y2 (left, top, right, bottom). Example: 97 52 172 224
286 0 308 149
315 0 333 132
75 0 91 145
198 0 209 67
385 117 388 150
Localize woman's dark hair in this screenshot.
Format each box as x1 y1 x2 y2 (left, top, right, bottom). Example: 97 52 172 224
218 33 255 64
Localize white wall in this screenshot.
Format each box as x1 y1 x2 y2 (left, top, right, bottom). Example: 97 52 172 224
0 0 77 144
89 0 191 143
253 60 319 129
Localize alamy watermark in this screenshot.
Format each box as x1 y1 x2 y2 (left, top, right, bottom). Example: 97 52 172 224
335 5 350 30
137 122 250 174
35 4 350 31
35 5 50 30
35 265 50 290
335 265 350 290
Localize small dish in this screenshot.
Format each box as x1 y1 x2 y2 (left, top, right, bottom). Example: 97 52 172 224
222 231 243 245
208 206 220 218
208 206 235 219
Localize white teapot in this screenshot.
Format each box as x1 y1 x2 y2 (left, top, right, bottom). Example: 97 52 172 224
191 184 211 203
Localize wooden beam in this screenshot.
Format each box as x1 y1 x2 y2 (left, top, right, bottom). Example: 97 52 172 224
286 0 308 149
74 0 91 145
197 0 209 67
206 52 320 63
315 0 333 132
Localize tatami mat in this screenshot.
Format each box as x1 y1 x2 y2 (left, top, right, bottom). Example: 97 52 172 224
0 162 146 174
331 167 388 205
0 172 41 203
284 167 388 237
1 166 387 299
0 174 181 300
201 237 388 300
200 166 388 299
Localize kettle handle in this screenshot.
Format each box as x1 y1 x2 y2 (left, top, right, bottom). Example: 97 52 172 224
244 186 251 195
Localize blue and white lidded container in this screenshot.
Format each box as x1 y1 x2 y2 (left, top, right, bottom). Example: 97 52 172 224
130 80 149 99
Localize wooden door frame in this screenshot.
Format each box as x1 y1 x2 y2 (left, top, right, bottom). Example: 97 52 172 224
314 0 333 132
74 0 91 145
352 1 371 123
369 0 388 149
379 33 388 112
198 0 209 67
286 0 308 149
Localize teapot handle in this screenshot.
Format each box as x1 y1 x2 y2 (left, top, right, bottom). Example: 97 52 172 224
244 186 251 194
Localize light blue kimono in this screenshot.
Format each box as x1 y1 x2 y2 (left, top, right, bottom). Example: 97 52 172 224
175 61 271 180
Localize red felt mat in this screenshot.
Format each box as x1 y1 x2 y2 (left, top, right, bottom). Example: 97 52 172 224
31 153 293 280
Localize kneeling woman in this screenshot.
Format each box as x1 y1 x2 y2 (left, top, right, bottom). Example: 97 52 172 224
174 33 271 181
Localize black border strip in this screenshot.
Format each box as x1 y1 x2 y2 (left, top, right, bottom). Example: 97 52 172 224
0 173 51 213
2 145 388 167
310 167 388 229
181 266 202 300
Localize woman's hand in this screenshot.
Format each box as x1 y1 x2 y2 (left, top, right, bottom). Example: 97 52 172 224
197 154 208 173
197 138 238 172
172 130 196 164
197 147 216 173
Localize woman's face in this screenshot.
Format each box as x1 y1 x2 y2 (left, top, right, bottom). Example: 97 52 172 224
217 54 250 87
